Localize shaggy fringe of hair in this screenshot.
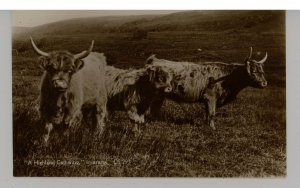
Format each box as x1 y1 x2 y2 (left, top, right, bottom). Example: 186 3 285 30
105 66 147 100
147 55 243 102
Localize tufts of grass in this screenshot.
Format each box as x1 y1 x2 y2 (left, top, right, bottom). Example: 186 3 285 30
12 31 285 177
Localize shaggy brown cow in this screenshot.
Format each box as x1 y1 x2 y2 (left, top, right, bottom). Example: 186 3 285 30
146 47 268 130
105 65 173 129
30 37 107 143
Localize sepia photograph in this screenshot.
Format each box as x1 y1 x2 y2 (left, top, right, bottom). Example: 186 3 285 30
12 10 286 177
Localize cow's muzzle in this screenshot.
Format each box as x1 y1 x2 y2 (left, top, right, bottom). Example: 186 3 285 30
164 86 172 93
260 81 267 88
53 80 68 91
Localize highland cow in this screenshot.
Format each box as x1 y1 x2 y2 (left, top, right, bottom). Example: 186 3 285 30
146 47 268 130
31 37 107 143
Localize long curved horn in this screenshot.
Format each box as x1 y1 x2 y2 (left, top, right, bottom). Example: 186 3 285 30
248 46 253 59
74 40 94 59
30 37 49 57
256 52 268 64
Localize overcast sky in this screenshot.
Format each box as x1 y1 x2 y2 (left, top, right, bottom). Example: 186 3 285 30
12 10 181 27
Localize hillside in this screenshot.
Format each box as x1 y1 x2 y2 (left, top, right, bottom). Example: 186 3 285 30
13 10 285 38
120 10 284 32
12 26 31 35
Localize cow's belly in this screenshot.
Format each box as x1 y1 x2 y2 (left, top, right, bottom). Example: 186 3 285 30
167 92 202 103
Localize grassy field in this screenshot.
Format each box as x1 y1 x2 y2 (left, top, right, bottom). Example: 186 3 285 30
13 30 286 177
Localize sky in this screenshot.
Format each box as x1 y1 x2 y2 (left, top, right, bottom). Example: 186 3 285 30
12 10 181 27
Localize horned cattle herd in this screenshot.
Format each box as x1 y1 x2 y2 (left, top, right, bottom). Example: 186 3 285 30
30 37 268 144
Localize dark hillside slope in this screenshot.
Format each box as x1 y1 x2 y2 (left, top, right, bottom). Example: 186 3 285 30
14 10 284 38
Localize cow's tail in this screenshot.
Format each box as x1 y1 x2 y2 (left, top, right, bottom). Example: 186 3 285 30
146 54 156 64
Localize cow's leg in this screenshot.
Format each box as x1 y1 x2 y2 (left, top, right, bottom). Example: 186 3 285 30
149 97 165 120
127 106 143 124
95 104 106 136
205 97 217 130
127 106 144 136
139 114 145 124
63 113 72 126
43 122 53 144
203 77 218 130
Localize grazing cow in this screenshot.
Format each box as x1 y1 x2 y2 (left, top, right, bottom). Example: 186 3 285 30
30 37 107 143
146 47 268 130
105 65 173 128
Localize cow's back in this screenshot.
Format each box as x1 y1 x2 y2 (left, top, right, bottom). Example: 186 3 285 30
149 58 235 102
79 52 107 105
105 66 126 98
105 66 146 99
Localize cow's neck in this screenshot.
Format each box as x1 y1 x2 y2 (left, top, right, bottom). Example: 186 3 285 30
130 75 158 114
45 89 69 112
136 75 157 96
218 66 249 106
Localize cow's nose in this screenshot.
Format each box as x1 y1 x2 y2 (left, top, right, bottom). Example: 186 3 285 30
53 80 67 89
164 87 172 93
261 81 267 87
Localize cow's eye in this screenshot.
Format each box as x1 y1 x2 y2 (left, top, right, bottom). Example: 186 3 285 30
63 69 72 74
159 76 166 82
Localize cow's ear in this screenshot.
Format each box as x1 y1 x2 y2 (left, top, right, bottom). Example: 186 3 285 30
74 59 84 71
147 66 158 81
38 56 49 70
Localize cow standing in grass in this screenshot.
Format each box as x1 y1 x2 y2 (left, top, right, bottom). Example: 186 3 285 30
146 48 268 130
105 65 173 131
30 37 107 143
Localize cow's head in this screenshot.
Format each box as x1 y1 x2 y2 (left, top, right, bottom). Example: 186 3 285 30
147 65 173 93
31 37 94 92
244 47 268 88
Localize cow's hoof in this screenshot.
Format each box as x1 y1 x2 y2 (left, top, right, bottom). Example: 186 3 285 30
95 128 104 138
209 124 216 130
133 124 142 137
42 135 50 146
94 125 104 139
